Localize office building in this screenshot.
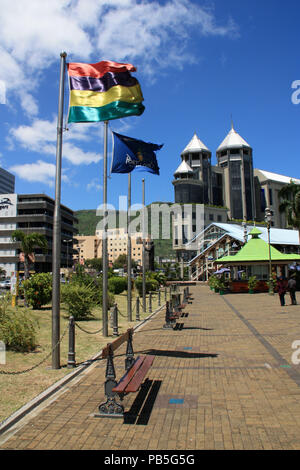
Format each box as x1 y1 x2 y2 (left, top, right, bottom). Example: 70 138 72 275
172 124 298 261
0 193 77 277
0 167 15 194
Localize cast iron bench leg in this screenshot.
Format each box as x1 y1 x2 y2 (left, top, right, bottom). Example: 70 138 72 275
97 345 124 418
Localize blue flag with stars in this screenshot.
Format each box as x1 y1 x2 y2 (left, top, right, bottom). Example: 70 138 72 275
111 131 162 175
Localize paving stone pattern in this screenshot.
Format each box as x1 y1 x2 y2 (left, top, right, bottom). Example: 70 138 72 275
2 285 300 450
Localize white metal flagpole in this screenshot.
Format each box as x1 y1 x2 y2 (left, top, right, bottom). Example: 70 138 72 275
127 172 132 321
52 51 67 369
102 120 109 337
142 178 146 312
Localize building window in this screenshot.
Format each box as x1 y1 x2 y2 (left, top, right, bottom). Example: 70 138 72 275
209 214 214 221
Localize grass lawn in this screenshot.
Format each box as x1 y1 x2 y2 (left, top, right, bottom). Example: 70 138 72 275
0 289 165 423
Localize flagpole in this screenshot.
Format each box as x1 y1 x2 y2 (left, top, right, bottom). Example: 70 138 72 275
142 178 146 312
52 51 67 369
102 120 109 337
127 172 132 321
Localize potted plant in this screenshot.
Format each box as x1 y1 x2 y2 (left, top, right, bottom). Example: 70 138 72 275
248 275 258 294
216 276 226 295
208 275 218 291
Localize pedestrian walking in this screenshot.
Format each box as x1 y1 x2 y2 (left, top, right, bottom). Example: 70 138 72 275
288 275 297 305
277 276 288 307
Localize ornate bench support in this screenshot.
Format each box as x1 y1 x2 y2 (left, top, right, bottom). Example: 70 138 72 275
97 344 124 418
163 301 174 329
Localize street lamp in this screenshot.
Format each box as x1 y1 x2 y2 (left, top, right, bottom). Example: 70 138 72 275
265 207 274 295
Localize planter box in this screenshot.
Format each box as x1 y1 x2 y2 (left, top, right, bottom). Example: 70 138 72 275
230 280 268 293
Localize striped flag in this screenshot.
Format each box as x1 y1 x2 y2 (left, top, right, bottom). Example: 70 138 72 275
67 60 145 123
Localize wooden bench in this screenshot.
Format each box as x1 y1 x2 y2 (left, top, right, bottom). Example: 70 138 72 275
163 301 188 329
96 329 155 418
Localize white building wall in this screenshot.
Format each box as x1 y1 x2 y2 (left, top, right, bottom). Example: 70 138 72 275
0 194 17 277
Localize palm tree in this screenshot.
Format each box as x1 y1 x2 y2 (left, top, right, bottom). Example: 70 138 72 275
11 230 48 280
279 181 300 242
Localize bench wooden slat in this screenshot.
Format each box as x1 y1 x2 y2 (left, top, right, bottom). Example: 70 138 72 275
112 356 144 393
124 355 155 393
102 329 133 358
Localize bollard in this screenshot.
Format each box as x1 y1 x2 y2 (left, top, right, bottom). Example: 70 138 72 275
149 292 152 313
136 296 140 321
113 303 119 336
109 306 114 328
67 316 76 368
125 329 135 370
163 301 173 329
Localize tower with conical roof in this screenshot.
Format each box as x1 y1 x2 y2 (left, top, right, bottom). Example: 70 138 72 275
173 133 212 204
216 123 255 222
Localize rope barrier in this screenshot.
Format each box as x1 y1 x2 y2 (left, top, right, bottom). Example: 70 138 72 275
74 322 103 335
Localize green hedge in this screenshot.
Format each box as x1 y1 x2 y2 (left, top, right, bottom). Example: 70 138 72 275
108 276 127 295
134 277 159 297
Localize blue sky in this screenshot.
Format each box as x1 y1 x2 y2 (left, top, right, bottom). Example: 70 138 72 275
0 0 299 212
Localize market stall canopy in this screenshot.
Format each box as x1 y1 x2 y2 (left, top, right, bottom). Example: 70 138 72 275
216 228 300 266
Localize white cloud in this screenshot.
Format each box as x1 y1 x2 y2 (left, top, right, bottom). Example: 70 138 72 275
0 0 238 114
94 0 238 73
9 160 69 187
87 178 102 192
9 118 101 165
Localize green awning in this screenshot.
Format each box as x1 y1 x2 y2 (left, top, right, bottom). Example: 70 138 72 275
217 228 300 265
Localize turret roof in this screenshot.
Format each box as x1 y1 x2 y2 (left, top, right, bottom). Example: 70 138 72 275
217 125 251 152
174 160 193 176
182 133 210 154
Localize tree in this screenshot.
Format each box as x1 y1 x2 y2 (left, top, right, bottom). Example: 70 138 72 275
85 258 102 272
11 230 48 280
113 254 127 268
279 181 300 242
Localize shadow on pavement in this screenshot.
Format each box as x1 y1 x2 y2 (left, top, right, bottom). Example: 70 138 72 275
124 379 162 425
140 349 219 359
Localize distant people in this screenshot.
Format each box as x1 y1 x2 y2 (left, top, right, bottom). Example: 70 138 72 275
277 276 288 307
288 276 297 305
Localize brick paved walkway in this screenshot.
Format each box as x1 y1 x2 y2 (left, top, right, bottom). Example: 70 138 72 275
1 284 300 450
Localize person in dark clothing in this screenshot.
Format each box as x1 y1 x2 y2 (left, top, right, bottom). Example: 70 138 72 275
288 276 297 305
277 276 288 306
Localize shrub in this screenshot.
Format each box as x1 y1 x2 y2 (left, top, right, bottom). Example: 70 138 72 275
60 283 97 320
108 276 127 295
135 277 159 297
23 272 52 309
208 275 218 289
152 271 167 286
0 297 38 352
248 275 258 292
